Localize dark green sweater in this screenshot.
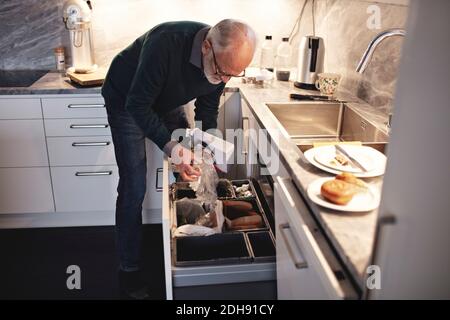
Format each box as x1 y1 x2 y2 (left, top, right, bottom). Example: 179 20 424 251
101 21 225 150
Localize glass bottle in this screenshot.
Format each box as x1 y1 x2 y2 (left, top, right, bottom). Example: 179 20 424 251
275 37 292 81
260 35 274 72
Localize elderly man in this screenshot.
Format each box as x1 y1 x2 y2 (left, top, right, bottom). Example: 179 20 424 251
101 19 256 298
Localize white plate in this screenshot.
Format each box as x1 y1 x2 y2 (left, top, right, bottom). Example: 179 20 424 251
304 145 386 178
314 145 375 173
307 177 380 212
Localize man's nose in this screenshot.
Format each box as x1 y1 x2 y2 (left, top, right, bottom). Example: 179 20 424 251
221 75 231 83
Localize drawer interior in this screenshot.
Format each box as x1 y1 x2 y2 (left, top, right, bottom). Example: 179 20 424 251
170 178 275 267
247 231 276 260
174 233 251 266
172 179 256 200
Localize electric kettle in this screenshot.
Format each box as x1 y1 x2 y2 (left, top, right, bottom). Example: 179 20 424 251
294 36 325 90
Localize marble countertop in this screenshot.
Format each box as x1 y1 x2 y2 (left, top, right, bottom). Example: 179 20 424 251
0 71 102 95
230 78 389 289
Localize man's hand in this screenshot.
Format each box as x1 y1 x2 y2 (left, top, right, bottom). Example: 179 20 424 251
170 143 201 182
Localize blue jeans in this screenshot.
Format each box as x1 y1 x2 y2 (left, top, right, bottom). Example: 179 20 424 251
106 100 189 272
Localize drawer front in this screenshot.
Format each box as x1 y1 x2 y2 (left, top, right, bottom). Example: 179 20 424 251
47 136 116 166
42 96 106 118
51 165 118 212
0 119 48 167
0 167 54 214
44 118 111 137
275 177 347 299
0 98 42 119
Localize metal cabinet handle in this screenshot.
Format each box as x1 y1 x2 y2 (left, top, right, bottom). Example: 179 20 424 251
68 104 105 109
75 171 112 176
241 116 249 155
257 152 267 168
279 223 308 269
155 167 163 192
72 141 110 147
70 124 109 129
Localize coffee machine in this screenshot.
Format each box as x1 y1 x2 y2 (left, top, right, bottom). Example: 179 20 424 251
62 0 97 73
294 36 324 90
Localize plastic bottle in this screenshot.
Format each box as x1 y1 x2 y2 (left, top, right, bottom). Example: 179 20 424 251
275 37 292 81
260 35 274 72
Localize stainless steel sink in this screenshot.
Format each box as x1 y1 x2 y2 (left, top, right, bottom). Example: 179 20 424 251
266 102 389 154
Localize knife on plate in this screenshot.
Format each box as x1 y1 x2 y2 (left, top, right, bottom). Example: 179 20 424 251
335 145 368 172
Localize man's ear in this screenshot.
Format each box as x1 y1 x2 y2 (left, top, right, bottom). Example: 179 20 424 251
201 40 210 55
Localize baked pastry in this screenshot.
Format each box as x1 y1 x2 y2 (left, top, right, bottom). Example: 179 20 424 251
335 172 366 189
320 179 357 205
222 200 253 219
229 215 263 230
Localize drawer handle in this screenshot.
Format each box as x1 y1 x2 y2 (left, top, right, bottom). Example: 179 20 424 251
70 124 109 129
75 171 112 176
155 167 163 192
241 116 249 155
279 223 308 269
68 104 105 109
72 141 110 147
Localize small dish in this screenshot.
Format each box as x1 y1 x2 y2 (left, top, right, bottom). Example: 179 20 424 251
304 145 386 178
314 145 375 173
307 177 380 212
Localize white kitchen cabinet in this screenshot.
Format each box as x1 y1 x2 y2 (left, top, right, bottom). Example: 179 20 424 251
274 177 350 299
44 118 111 136
142 139 163 211
0 98 42 119
51 165 118 212
216 92 225 133
41 96 106 118
0 167 54 213
47 136 115 166
0 119 48 167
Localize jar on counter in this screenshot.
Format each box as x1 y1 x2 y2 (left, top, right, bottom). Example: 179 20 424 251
53 47 66 72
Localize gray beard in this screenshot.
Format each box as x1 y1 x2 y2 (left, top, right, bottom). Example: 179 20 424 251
205 73 223 85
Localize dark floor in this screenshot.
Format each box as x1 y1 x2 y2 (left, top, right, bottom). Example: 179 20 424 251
0 224 166 299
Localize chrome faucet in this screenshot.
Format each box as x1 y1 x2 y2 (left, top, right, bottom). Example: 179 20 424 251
356 28 406 74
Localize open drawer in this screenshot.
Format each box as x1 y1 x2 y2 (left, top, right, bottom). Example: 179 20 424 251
161 157 276 300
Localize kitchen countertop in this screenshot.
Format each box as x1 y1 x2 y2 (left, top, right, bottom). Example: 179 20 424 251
231 78 389 289
0 71 102 95
0 69 388 289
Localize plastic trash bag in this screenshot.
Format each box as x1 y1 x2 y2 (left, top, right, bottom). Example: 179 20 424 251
173 225 217 237
174 200 224 237
189 149 219 211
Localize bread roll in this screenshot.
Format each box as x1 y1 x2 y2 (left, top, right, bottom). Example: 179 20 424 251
335 172 366 189
320 179 357 205
222 200 253 219
229 215 263 230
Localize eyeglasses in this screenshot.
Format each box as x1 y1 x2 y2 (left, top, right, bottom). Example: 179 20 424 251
209 42 246 78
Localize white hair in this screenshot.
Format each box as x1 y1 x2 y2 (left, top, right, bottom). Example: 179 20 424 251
207 19 257 53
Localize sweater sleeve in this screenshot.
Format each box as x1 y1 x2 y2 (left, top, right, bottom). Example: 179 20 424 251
124 33 173 150
194 83 225 131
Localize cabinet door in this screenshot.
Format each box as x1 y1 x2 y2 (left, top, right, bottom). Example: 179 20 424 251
44 118 111 137
0 98 42 119
216 93 225 133
0 167 54 213
275 177 344 299
51 165 118 212
42 97 106 119
0 119 48 167
142 139 164 210
47 136 116 166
